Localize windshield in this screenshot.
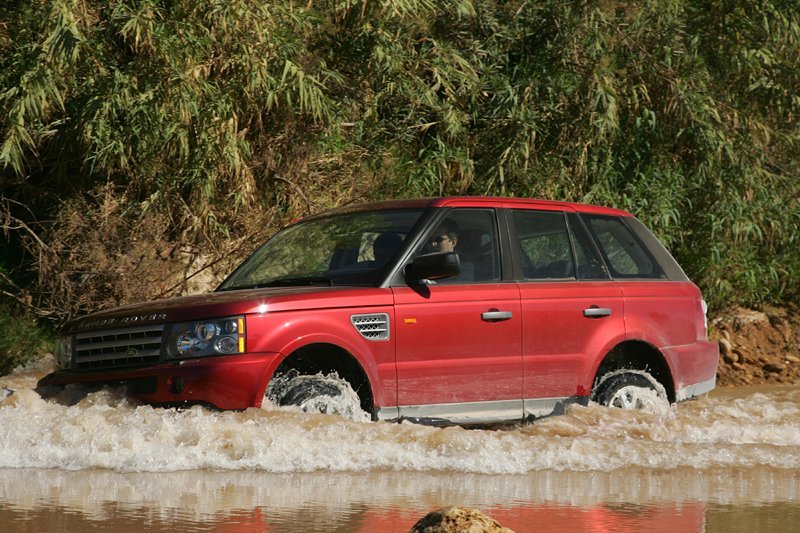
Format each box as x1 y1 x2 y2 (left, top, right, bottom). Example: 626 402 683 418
219 209 424 290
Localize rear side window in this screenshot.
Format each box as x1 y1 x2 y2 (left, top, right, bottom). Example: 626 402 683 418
582 215 665 279
511 210 575 280
566 213 610 280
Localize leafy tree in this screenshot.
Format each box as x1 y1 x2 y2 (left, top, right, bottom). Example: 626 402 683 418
1 0 798 321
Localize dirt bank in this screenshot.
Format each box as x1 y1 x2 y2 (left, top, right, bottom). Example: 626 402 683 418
711 306 800 387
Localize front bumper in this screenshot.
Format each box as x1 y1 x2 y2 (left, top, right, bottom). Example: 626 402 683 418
37 353 279 410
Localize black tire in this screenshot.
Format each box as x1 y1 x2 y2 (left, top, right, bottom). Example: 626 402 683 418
277 374 342 409
265 370 369 420
593 371 664 411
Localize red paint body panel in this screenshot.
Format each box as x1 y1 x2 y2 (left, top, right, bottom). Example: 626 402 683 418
245 303 397 407
393 283 522 406
621 282 707 346
430 196 632 217
315 196 632 217
663 341 720 390
518 281 625 399
73 287 393 324
621 281 718 388
39 353 277 410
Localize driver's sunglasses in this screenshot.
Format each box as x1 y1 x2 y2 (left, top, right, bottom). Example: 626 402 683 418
430 235 451 245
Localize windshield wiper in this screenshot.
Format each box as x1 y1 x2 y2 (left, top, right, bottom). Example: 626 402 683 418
260 276 334 287
218 276 334 291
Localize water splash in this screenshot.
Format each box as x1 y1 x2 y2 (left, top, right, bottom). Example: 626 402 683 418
1 365 799 474
592 369 671 414
264 370 370 423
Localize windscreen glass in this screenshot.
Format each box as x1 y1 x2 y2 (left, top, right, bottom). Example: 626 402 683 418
219 209 423 289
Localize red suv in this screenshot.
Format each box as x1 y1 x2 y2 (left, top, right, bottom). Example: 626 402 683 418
39 197 718 424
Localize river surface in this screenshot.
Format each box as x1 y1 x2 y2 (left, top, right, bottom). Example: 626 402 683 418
1 362 799 532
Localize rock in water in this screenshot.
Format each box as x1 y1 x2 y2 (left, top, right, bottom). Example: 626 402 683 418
410 506 514 533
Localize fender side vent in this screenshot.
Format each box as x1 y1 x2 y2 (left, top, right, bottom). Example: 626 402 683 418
351 313 390 341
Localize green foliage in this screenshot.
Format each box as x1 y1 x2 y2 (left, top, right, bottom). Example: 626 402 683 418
2 0 338 219
0 0 798 317
0 298 54 374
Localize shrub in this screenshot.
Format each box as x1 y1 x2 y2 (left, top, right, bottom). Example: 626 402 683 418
0 299 54 375
0 0 798 317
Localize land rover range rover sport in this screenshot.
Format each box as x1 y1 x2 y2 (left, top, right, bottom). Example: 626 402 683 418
39 197 718 424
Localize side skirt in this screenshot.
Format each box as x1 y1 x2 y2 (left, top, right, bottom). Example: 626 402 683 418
523 396 588 421
375 396 585 426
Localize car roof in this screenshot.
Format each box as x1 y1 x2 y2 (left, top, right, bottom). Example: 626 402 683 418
431 196 631 216
310 196 632 218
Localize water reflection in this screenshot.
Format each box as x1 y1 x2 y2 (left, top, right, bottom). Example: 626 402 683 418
1 467 798 532
1 365 800 531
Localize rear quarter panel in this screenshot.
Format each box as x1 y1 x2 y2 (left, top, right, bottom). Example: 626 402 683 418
621 281 717 388
622 281 703 346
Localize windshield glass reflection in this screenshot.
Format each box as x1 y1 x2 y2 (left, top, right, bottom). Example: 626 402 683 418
219 209 423 289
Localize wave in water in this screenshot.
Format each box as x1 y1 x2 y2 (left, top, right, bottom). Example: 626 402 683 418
1 366 799 473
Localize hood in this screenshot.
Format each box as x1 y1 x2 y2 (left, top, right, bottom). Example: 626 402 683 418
65 286 393 333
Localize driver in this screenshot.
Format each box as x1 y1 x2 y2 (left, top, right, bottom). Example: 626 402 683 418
429 222 473 281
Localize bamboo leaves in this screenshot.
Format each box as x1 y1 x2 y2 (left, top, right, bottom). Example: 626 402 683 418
0 0 798 316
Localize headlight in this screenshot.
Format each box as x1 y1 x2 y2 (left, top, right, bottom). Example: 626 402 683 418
164 316 246 360
56 336 72 369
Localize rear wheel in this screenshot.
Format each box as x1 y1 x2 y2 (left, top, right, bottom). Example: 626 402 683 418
592 370 670 414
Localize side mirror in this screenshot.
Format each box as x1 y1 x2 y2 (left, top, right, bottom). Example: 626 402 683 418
404 252 460 283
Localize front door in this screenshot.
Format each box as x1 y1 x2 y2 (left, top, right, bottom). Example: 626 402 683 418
392 208 523 424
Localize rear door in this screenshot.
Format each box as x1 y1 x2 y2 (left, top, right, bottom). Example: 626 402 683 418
392 207 523 424
510 209 624 417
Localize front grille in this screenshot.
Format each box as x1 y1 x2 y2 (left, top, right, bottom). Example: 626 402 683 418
74 324 165 370
351 313 390 341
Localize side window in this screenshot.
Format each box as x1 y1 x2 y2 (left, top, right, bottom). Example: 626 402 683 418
566 213 610 280
512 210 575 280
416 208 501 283
582 215 665 279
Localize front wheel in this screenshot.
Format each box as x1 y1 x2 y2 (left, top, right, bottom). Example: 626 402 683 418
592 370 670 414
264 370 370 422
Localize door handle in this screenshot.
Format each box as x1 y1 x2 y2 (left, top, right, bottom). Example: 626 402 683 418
481 310 513 322
583 307 612 318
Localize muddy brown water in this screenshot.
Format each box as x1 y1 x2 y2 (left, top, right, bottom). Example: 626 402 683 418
1 364 799 532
